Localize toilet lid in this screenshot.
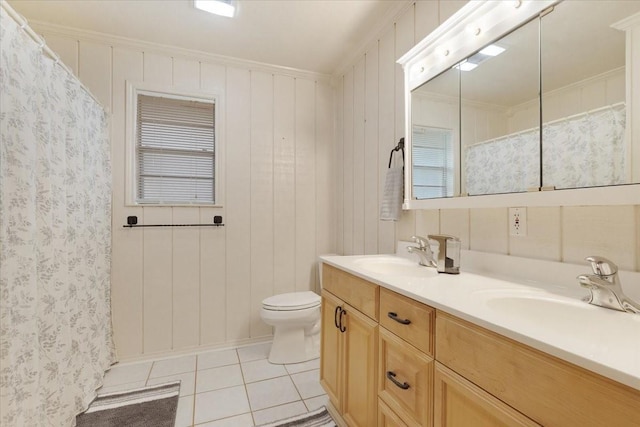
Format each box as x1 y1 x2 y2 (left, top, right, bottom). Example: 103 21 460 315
262 291 321 311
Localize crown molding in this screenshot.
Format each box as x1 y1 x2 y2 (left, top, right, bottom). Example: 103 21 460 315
29 20 333 84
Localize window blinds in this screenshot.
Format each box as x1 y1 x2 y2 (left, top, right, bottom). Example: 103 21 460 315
412 125 454 199
136 94 215 204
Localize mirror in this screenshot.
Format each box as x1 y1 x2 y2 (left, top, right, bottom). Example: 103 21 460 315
541 0 640 190
461 18 540 196
406 0 640 203
411 67 459 199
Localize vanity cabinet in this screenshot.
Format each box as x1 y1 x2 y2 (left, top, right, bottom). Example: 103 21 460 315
320 262 640 427
436 311 640 427
320 265 379 427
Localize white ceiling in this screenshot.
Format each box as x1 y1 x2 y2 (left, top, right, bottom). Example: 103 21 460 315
9 0 409 75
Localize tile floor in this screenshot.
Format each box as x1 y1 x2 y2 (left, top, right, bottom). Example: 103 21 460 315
99 342 328 427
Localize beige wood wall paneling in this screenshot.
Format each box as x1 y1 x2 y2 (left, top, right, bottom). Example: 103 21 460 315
172 207 200 349
377 26 397 255
141 52 174 354
171 59 202 350
353 58 366 256
110 47 144 357
225 67 252 341
142 208 173 353
335 79 345 256
469 209 509 254
199 206 227 345
250 71 275 338
44 34 79 76
78 41 111 109
273 75 296 296
415 1 440 44
315 81 335 262
295 78 318 292
364 45 380 255
395 5 416 244
343 68 355 255
199 62 227 346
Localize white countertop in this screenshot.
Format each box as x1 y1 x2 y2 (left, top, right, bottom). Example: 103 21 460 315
319 253 640 392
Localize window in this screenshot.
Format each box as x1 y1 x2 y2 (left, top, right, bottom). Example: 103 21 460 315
412 125 454 199
133 91 217 205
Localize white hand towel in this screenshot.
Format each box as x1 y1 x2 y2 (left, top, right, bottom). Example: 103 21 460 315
380 166 403 221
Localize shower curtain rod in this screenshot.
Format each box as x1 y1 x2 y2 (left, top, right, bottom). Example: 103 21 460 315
0 1 107 112
466 101 625 149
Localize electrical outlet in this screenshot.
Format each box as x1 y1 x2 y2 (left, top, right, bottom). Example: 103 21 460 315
509 207 527 237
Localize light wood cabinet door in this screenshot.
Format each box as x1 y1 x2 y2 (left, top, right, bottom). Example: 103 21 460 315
320 290 343 412
342 302 379 427
434 363 540 427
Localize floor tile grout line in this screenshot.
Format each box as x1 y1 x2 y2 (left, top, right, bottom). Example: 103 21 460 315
190 354 199 427
237 348 258 427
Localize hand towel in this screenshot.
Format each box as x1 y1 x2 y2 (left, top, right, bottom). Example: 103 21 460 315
380 166 403 221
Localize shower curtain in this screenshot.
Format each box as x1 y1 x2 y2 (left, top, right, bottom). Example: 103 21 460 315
0 5 115 427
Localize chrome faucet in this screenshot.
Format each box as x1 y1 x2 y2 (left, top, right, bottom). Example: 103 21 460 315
407 235 437 268
577 256 640 314
407 234 460 274
428 234 461 275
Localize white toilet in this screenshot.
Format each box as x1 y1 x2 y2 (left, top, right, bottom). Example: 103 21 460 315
260 291 321 364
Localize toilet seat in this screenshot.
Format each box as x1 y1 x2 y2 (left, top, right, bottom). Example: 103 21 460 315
262 291 320 311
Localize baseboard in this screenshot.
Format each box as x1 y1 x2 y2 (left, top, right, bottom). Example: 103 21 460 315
112 336 273 366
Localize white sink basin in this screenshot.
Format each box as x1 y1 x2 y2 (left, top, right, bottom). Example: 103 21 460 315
351 256 438 278
481 292 639 337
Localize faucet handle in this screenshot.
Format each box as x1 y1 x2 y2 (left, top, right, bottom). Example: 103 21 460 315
411 235 429 250
585 256 618 277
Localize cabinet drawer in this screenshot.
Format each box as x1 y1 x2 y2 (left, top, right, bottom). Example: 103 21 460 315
379 288 434 356
379 327 433 427
322 264 379 321
436 311 640 427
378 398 409 427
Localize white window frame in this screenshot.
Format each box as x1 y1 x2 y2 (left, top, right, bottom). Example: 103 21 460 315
412 124 454 199
125 81 224 207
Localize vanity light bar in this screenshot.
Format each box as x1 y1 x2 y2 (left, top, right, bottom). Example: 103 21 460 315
479 44 506 56
455 61 478 71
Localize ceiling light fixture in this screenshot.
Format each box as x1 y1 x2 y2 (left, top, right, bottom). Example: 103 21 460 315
194 0 236 18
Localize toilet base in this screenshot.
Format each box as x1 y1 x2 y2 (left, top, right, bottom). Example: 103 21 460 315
268 321 320 364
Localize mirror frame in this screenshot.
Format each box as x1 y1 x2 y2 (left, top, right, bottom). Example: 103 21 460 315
398 0 640 208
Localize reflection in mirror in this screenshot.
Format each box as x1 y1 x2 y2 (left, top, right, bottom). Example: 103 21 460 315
541 1 640 190
461 18 540 196
411 66 460 199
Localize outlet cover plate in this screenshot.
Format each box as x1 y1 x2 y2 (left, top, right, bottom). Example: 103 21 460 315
509 207 527 237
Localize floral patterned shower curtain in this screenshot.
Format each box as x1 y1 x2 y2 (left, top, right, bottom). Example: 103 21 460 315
465 103 626 195
0 6 115 427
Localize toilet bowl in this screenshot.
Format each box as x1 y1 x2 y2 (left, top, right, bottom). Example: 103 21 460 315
260 291 321 364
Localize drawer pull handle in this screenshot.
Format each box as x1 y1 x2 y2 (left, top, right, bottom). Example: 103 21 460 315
386 371 410 390
334 306 341 329
339 308 346 333
388 312 411 325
